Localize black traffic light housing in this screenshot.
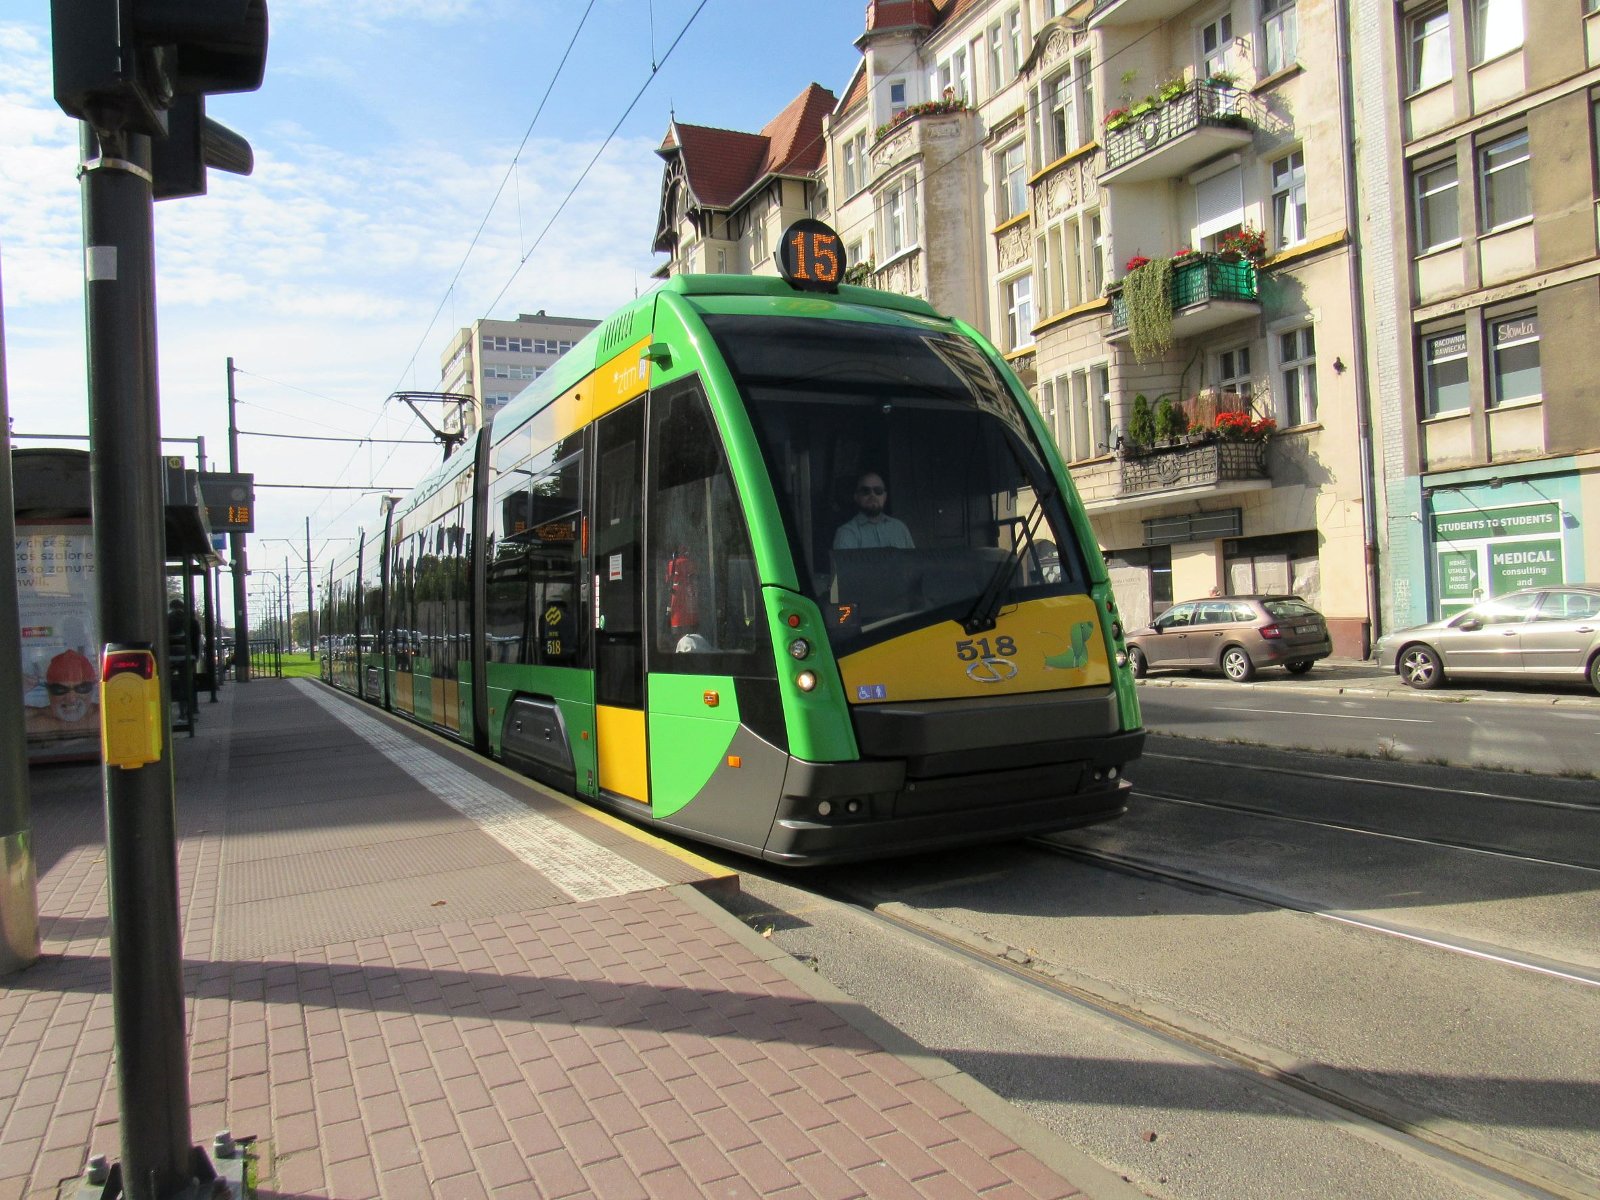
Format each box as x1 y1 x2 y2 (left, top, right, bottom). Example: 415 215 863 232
52 0 266 193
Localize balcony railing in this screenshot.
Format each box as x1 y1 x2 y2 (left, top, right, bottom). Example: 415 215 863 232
1102 85 1253 182
1109 254 1260 338
1117 440 1269 498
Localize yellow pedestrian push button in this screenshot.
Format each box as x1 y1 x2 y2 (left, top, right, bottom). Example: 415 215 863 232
101 645 162 769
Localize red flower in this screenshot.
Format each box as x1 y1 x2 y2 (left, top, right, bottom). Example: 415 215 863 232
1125 255 1150 272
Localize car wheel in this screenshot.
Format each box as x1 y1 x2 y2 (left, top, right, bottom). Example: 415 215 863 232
1589 653 1600 697
1398 644 1443 690
1285 659 1314 675
1128 646 1148 679
1221 646 1255 682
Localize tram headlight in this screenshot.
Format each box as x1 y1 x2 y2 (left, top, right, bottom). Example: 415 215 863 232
796 670 817 692
788 638 811 660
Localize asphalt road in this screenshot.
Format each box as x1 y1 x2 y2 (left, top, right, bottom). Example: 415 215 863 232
704 672 1600 1199
1135 661 1600 777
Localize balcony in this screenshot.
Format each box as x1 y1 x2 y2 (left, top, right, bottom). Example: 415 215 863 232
1089 0 1208 27
1101 85 1254 184
1117 440 1271 500
1108 254 1261 344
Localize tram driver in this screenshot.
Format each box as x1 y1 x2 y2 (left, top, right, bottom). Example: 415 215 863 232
832 471 913 551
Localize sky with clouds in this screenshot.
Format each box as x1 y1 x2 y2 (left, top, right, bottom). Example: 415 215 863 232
1 0 869 613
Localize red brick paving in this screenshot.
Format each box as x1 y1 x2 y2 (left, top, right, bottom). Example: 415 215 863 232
0 683 1097 1198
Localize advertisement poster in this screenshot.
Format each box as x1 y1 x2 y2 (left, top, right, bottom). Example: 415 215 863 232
16 521 100 762
1431 501 1565 617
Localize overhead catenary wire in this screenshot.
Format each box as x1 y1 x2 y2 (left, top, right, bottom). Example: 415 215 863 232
314 0 713 543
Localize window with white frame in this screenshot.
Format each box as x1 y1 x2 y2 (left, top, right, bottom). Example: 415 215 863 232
1261 0 1298 75
1422 328 1470 415
1035 223 1066 317
1076 53 1095 145
1037 378 1061 448
1087 211 1105 297
850 132 868 193
882 176 919 257
1216 345 1253 399
987 24 1005 94
1200 12 1234 80
1004 274 1034 350
751 212 769 264
1194 164 1245 247
1271 149 1308 248
1044 0 1069 17
843 140 858 195
1413 158 1460 251
846 240 865 273
1489 312 1540 405
1040 68 1074 163
1473 0 1523 63
1478 129 1530 231
1006 8 1023 82
998 142 1028 222
935 47 971 101
889 79 908 118
1277 326 1317 426
1409 5 1452 92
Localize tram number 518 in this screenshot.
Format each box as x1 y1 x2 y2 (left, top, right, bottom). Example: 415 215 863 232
955 636 1017 661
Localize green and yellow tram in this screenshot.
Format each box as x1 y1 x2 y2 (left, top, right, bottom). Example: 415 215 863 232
323 224 1143 864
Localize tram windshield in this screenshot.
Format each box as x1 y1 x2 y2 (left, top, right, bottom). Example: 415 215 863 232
705 314 1088 652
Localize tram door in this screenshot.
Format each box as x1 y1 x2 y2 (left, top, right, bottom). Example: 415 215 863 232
590 400 649 805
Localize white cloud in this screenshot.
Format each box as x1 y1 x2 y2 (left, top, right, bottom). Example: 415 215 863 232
1 17 665 549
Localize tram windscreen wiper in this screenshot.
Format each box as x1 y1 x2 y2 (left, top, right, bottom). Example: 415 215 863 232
961 490 1053 635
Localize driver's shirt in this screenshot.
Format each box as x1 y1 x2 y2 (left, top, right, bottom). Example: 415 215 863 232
833 513 914 550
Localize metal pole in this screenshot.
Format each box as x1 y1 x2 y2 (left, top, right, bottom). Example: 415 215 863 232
305 516 315 661
0 249 42 977
79 125 195 1198
283 559 291 654
227 358 249 681
201 560 218 702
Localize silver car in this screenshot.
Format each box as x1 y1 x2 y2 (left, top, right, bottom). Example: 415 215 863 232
1375 585 1600 694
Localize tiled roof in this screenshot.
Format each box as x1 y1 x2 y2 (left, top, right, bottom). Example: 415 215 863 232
836 62 867 119
658 83 835 209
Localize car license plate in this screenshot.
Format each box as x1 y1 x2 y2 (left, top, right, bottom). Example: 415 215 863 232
1297 624 1318 635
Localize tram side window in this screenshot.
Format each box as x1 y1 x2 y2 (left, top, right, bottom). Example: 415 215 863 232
486 453 585 667
646 381 764 674
389 533 417 671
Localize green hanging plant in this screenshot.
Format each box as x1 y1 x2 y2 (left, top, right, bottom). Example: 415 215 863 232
1125 256 1174 362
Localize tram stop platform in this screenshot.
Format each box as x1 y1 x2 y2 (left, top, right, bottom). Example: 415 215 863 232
2 677 1136 1199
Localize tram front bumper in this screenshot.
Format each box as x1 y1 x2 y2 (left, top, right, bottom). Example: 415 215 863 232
763 729 1144 866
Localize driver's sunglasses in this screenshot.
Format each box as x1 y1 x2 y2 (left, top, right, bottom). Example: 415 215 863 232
856 486 886 496
47 682 94 696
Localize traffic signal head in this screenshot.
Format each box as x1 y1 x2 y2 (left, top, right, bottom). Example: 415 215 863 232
52 0 268 137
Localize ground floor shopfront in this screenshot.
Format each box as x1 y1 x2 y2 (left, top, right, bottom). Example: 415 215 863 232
1383 454 1598 629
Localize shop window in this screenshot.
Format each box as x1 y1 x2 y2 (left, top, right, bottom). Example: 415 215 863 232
1489 312 1540 405
1422 328 1470 415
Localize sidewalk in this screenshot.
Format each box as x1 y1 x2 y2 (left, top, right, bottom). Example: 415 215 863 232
1137 656 1600 708
1 679 1135 1199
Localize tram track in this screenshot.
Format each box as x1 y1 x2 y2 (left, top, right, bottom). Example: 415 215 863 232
792 868 1600 1200
1025 835 1600 990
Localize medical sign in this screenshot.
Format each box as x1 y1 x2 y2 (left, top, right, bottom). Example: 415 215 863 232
1431 501 1565 615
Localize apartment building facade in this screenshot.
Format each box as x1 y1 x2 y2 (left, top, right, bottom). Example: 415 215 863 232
652 85 836 279
1355 0 1600 629
438 313 599 439
641 1 1373 654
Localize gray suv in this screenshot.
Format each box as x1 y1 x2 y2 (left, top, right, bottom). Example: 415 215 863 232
1127 595 1333 683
